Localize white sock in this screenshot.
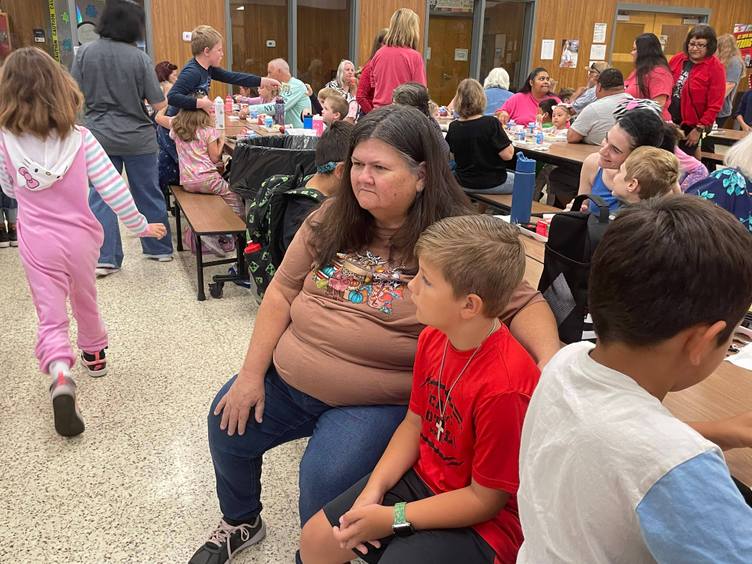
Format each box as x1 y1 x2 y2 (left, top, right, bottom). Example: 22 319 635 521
48 360 71 379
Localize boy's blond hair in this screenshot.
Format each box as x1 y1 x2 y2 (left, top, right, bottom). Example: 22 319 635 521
623 147 679 200
317 87 339 102
415 215 525 317
325 94 349 120
455 79 487 119
0 47 82 139
191 25 223 57
384 8 420 50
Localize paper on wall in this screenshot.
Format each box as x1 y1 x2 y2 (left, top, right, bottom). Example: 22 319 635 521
593 23 607 43
589 44 607 60
541 39 555 60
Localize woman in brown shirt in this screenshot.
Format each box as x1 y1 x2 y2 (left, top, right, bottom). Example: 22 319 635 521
189 105 560 563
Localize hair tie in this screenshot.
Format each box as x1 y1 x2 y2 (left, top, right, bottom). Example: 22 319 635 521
316 161 338 174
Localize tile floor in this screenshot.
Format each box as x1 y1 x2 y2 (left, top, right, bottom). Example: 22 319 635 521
0 222 307 563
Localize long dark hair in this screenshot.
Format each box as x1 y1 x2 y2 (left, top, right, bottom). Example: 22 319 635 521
310 105 471 267
97 0 145 44
521 67 547 94
634 33 670 98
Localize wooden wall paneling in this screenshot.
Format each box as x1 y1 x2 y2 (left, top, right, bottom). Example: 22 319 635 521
232 3 288 78
298 4 350 91
357 0 425 66
150 0 228 97
532 0 752 90
0 0 54 59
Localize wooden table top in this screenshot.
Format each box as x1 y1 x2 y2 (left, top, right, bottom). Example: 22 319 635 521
514 141 600 165
708 128 748 143
473 193 561 215
171 187 246 235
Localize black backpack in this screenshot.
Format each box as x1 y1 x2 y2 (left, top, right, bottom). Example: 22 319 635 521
537 194 611 344
245 165 325 297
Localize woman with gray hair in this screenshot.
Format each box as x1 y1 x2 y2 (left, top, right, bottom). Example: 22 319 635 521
325 59 359 120
483 67 513 115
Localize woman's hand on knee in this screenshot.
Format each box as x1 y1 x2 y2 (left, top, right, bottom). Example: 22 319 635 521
214 374 266 436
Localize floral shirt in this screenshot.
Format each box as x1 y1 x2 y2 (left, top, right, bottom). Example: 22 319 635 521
689 168 752 231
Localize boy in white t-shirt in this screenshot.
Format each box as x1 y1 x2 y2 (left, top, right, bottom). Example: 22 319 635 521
518 195 752 563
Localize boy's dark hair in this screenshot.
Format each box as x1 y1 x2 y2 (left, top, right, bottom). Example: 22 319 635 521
97 0 145 44
315 120 353 168
684 24 718 57
598 68 624 90
538 98 557 117
617 108 666 150
589 196 752 347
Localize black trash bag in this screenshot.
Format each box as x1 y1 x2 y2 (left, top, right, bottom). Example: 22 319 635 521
229 135 318 200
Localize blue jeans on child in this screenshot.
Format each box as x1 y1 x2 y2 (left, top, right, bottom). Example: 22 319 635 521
89 152 173 268
208 365 407 526
0 191 17 223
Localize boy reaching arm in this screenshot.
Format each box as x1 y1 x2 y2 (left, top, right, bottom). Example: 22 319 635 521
300 215 540 564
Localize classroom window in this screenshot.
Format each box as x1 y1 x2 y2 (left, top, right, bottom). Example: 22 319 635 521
479 0 534 91
230 0 290 77
297 0 351 93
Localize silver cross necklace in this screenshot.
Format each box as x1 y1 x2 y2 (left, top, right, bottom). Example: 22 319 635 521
435 319 499 442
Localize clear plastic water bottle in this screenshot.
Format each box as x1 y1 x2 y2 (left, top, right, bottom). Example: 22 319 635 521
528 122 535 135
535 130 544 144
274 96 285 125
214 97 225 130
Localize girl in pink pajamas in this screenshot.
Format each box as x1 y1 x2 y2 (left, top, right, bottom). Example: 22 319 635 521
0 48 166 437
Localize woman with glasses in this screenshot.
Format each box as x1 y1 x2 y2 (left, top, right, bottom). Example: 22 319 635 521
571 62 609 113
668 25 726 155
624 33 673 121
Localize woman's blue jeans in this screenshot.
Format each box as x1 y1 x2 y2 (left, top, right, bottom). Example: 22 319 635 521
208 365 407 526
88 152 173 268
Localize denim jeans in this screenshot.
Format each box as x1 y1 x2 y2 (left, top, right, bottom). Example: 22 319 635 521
462 171 516 195
208 366 407 526
0 191 17 223
89 152 173 268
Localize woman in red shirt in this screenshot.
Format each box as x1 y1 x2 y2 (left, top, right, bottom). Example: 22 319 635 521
624 33 673 121
356 28 388 115
369 8 426 109
668 25 726 155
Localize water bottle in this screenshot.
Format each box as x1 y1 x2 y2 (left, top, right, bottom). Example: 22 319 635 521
303 115 313 129
528 122 535 135
214 96 225 130
274 96 285 125
312 115 325 136
510 154 536 224
264 115 274 128
224 95 233 114
535 129 544 144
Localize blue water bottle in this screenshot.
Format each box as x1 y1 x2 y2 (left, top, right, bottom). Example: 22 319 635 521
510 154 536 224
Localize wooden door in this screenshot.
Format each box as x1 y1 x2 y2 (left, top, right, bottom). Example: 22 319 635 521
427 15 473 105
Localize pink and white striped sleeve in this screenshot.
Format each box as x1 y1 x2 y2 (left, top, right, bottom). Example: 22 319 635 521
83 129 149 236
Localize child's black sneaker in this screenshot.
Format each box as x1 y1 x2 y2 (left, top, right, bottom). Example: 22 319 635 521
0 224 9 248
49 372 85 437
81 348 108 377
7 222 17 247
188 517 266 564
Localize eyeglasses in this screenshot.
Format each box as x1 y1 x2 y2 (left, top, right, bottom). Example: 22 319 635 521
688 41 708 49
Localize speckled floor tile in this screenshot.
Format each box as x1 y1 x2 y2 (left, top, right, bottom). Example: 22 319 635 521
0 218 310 563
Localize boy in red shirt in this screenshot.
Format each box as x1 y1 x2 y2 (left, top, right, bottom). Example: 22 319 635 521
299 215 541 564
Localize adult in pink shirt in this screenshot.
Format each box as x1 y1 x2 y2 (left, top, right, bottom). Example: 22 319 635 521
623 33 674 121
498 67 560 126
369 8 426 109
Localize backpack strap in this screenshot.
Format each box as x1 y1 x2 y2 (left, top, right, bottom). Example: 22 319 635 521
571 194 610 223
284 187 326 202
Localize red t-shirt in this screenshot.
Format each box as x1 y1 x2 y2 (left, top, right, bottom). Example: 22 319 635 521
624 66 674 121
370 46 426 108
409 326 540 563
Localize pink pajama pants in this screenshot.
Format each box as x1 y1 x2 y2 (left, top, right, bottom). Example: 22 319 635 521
183 173 243 216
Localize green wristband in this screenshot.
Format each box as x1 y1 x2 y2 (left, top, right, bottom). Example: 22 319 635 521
393 501 407 525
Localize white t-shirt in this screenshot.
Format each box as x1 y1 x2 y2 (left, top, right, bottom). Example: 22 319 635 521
517 342 752 563
570 92 632 145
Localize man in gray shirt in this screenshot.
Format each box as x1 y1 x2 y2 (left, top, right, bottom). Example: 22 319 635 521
568 68 632 146
70 0 171 274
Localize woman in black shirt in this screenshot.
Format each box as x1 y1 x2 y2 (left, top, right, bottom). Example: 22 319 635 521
446 79 515 193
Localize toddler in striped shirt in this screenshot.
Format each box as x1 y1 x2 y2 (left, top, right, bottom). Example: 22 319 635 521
0 48 166 437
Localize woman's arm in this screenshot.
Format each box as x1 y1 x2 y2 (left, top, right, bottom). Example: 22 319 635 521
509 301 560 368
577 152 599 196
154 107 173 129
652 95 668 110
737 114 751 132
499 144 515 161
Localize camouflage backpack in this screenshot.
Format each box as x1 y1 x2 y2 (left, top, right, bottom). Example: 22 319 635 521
245 165 325 297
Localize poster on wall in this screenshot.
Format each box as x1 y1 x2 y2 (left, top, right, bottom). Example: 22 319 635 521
734 24 752 68
560 39 579 68
541 39 555 60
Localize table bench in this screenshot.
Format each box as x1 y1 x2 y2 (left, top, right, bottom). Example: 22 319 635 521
170 186 247 301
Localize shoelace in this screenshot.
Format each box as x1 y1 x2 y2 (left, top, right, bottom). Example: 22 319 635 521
207 520 253 558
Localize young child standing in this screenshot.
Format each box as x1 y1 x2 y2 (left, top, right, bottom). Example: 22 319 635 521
300 215 540 564
0 48 166 437
611 146 680 204
517 196 752 562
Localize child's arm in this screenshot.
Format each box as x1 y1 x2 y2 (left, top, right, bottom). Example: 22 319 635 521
167 65 213 112
208 131 225 164
154 107 173 130
83 130 166 239
208 67 262 88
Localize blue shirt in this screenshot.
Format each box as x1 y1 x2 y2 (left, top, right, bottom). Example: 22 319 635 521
589 168 620 213
735 90 752 127
484 87 513 116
